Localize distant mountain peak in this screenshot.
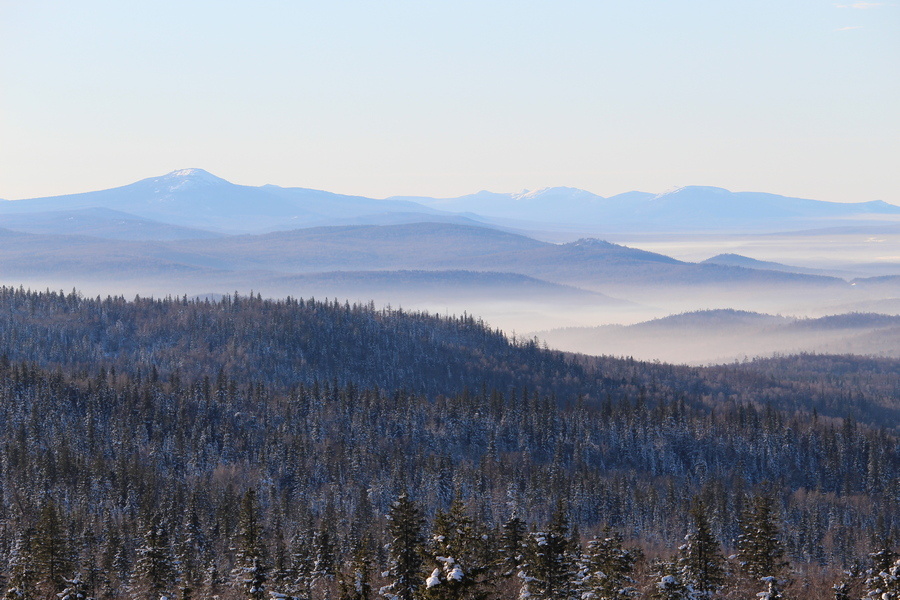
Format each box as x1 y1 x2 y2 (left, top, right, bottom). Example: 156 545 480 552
652 185 731 200
567 237 615 248
156 168 230 191
512 186 601 201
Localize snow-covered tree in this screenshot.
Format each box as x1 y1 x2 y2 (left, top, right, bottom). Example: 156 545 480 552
518 506 578 600
33 499 72 594
863 548 900 600
313 527 337 584
756 575 784 600
57 573 89 600
500 516 527 578
339 539 372 600
233 489 269 600
5 528 36 600
236 558 268 600
578 528 637 600
131 516 174 600
422 499 493 600
648 561 694 600
290 529 316 600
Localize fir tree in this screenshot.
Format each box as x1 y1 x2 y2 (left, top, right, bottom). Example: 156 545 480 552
339 539 373 600
291 529 316 600
238 558 268 600
863 547 900 600
57 573 89 600
648 560 693 600
422 499 493 600
313 526 337 583
236 488 266 566
5 528 36 600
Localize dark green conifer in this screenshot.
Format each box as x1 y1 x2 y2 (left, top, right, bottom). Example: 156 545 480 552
519 505 578 600
33 499 72 593
677 500 724 596
383 492 425 600
736 494 788 581
578 527 637 600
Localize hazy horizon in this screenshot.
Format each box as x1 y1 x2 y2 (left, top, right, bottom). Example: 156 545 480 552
2 2 898 204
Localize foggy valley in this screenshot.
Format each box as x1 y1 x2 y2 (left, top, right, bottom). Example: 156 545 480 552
2 168 899 363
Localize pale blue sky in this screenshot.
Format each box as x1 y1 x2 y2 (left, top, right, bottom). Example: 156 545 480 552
1 0 897 203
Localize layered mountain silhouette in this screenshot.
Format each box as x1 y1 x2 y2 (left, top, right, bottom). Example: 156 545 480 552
0 221 849 292
2 169 898 235
0 169 449 235
2 169 897 347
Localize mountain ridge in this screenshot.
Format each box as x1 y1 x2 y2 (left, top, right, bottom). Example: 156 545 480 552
3 169 898 236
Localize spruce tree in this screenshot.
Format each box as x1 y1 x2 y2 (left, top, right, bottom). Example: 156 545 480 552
578 527 637 600
5 528 36 600
500 516 526 577
57 573 89 600
339 538 373 600
382 492 425 600
518 505 578 600
648 560 693 600
233 488 268 600
422 499 493 600
736 494 788 581
33 499 72 594
132 515 174 600
313 526 337 583
291 528 316 600
863 541 900 600
676 500 724 597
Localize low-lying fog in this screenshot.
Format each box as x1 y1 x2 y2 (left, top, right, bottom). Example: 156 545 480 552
6 226 899 366
603 228 900 278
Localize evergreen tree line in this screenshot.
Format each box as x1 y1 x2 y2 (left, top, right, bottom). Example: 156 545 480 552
0 288 898 599
0 356 897 599
0 286 898 433
5 480 900 600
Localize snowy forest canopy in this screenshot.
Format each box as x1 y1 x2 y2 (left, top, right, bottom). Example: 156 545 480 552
0 287 897 600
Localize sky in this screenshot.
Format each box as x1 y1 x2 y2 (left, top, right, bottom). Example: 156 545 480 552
1 0 898 203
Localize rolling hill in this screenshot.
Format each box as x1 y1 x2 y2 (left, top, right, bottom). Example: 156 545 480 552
535 309 900 364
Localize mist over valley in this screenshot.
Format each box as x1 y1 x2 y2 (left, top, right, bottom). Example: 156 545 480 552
3 168 899 359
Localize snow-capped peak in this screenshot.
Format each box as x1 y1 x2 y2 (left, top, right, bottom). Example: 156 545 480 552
512 186 600 201
650 185 731 201
156 168 229 192
164 168 226 182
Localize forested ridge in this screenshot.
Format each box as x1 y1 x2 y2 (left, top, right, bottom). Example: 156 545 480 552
0 287 897 600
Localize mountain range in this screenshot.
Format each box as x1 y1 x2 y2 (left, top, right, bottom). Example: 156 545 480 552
2 168 899 353
3 168 898 236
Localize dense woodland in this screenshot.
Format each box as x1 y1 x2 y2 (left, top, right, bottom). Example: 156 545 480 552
0 286 898 600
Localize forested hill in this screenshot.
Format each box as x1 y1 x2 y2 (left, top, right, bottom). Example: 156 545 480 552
1 287 898 431
0 287 589 399
1 286 899 600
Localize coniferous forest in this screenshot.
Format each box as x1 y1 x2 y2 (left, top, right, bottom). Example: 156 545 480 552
0 287 898 600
